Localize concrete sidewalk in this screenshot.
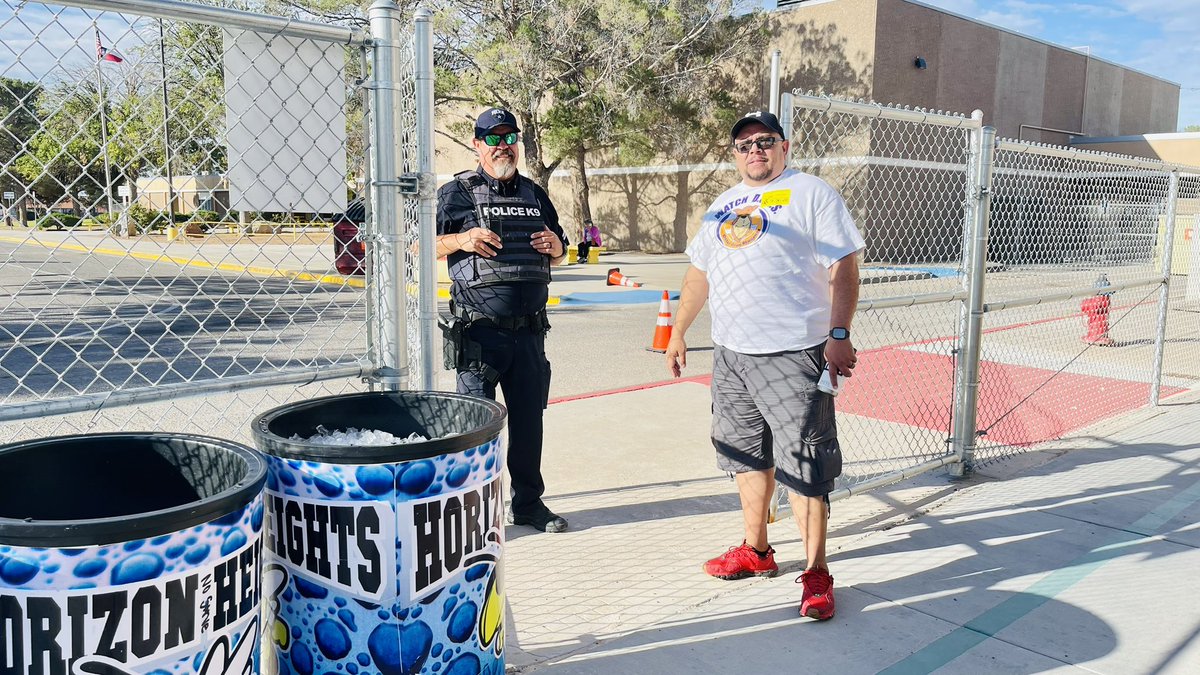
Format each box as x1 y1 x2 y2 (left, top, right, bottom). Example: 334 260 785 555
503 384 1200 674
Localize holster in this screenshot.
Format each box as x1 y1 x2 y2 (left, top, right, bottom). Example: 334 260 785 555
438 312 501 384
438 314 464 371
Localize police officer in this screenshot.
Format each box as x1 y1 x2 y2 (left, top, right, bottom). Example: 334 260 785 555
436 107 569 533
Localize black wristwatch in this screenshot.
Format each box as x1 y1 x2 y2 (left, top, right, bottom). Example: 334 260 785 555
829 327 850 340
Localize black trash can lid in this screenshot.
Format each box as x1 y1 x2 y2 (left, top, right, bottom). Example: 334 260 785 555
0 433 267 548
252 391 507 464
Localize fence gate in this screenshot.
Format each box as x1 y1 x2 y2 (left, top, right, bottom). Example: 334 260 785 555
780 91 1200 496
0 0 435 446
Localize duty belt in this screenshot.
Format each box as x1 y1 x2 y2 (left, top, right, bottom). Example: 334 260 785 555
456 307 550 333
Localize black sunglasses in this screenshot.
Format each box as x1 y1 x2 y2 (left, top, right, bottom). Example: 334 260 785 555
481 132 518 147
732 136 782 154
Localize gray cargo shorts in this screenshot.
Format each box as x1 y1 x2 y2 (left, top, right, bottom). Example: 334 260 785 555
710 342 842 497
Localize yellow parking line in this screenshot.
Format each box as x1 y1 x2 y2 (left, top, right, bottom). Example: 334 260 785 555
0 235 366 288
0 235 559 303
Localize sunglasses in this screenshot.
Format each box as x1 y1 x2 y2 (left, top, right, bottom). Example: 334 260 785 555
481 132 518 147
732 136 782 154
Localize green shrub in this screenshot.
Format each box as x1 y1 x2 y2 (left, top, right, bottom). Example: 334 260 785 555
34 213 81 230
189 209 219 223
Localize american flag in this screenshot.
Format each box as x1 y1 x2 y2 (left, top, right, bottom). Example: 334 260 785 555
95 33 123 63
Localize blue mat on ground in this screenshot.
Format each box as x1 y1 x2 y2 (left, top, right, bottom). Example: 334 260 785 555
556 290 679 305
873 266 960 278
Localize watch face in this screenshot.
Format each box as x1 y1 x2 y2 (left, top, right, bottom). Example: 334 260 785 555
830 327 850 340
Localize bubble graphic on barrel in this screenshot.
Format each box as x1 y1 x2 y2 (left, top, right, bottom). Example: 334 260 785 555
253 391 508 675
0 433 267 675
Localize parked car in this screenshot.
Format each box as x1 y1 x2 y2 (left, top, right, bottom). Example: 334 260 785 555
333 199 366 275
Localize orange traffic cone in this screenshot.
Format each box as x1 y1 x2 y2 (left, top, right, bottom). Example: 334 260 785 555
647 291 674 353
607 267 642 288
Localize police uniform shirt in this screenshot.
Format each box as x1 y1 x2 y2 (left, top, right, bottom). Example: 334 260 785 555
436 167 567 318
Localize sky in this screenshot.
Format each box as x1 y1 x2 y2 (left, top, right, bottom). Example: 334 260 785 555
853 0 1199 131
2 1 1197 130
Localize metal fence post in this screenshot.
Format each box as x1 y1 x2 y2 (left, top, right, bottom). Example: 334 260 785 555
414 7 437 391
1150 169 1180 405
780 91 794 166
368 0 407 390
769 50 781 116
950 119 996 477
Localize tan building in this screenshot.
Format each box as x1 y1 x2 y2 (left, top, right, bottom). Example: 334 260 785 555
1068 133 1200 166
135 174 229 216
498 0 1181 253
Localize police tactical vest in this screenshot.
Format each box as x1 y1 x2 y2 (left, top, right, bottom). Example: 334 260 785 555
449 170 552 286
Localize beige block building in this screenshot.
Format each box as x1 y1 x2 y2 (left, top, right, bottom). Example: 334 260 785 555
1068 133 1200 167
468 0 1180 254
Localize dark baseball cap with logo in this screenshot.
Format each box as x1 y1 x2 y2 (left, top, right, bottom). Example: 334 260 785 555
730 110 786 139
475 107 521 138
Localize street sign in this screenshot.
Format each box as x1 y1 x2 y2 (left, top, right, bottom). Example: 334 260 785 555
117 185 131 198
2 192 13 201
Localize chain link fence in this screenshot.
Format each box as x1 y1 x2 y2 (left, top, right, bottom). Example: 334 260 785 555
783 91 1200 491
0 0 433 446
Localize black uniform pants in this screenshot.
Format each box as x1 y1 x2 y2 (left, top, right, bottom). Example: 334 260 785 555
456 323 551 515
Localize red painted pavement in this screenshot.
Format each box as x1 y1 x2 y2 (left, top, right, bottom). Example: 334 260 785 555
550 348 1184 448
837 348 1185 446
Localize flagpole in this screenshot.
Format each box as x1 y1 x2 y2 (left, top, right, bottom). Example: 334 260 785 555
158 19 176 227
94 27 117 230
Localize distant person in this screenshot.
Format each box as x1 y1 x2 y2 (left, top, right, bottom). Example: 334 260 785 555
436 107 570 533
665 110 864 621
576 219 602 264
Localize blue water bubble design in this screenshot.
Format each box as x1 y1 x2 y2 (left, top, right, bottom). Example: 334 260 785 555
73 558 107 578
446 602 477 643
0 555 39 585
444 653 481 675
295 575 330 599
398 460 436 495
184 544 211 565
314 472 344 498
356 465 394 496
111 552 165 585
221 529 248 556
291 642 315 675
315 618 352 660
446 464 470 488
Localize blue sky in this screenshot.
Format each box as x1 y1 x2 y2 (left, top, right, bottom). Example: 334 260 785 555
889 0 1197 130
3 1 1196 130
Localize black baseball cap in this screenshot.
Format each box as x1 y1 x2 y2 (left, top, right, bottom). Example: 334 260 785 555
475 107 521 138
730 110 786 140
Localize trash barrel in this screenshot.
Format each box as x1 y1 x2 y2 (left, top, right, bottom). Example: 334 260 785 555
251 391 508 675
0 432 267 674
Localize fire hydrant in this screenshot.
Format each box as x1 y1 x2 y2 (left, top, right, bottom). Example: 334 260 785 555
1081 274 1114 346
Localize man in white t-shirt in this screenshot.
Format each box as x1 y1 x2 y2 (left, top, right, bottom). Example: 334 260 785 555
666 110 864 621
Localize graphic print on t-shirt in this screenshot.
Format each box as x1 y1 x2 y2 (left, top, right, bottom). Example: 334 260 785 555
717 204 770 249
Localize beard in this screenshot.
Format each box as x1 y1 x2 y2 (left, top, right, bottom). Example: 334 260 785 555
744 160 773 182
490 151 517 180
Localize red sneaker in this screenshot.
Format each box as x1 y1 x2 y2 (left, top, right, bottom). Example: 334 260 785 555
702 541 778 580
798 568 835 620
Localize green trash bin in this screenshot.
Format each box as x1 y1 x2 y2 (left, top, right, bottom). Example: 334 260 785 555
252 391 508 675
0 432 267 674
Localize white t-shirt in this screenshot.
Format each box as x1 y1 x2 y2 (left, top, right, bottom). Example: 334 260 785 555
686 168 865 354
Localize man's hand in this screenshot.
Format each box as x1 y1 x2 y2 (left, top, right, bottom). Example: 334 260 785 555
665 335 688 378
457 227 502 257
531 226 563 257
824 339 857 388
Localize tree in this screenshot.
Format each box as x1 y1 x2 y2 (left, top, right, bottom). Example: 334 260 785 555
1 78 44 215
437 0 765 225
1184 124 1200 133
